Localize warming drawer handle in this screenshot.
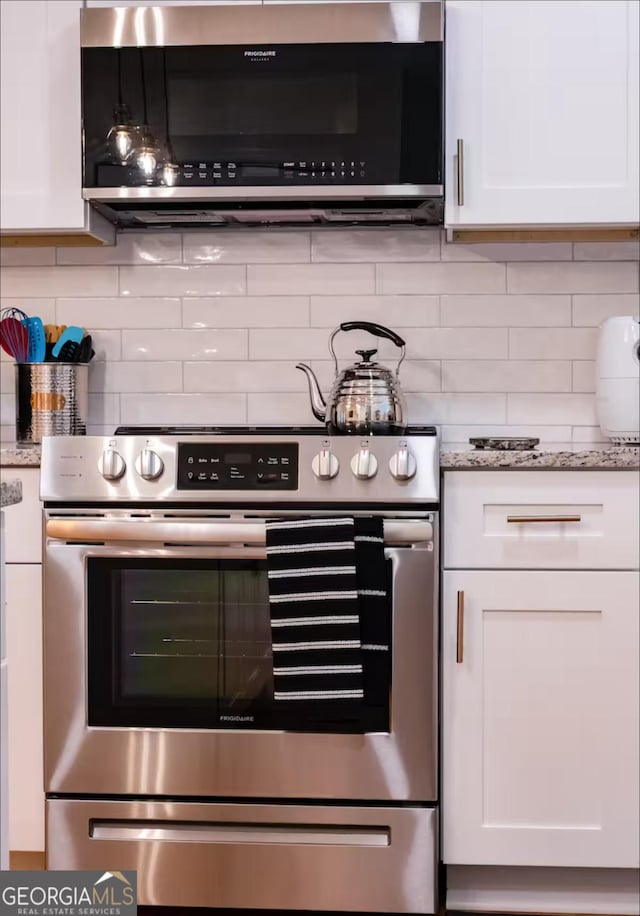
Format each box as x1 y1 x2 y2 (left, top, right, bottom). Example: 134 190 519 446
506 515 582 524
90 820 389 847
46 518 433 546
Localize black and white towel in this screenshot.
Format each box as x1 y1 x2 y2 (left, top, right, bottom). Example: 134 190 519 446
266 517 389 704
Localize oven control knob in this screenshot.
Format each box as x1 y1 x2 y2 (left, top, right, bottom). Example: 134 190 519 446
389 447 417 481
312 447 339 480
135 448 164 481
98 449 126 481
351 447 378 480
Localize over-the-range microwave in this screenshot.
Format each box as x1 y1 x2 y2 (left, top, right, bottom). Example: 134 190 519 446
81 2 443 228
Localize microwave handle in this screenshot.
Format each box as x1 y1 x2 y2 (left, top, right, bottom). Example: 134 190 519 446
45 518 433 547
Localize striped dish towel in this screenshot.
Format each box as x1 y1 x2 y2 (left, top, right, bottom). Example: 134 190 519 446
266 517 364 702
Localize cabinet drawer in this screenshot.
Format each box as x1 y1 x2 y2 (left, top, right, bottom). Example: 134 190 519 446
1 469 41 563
444 471 639 570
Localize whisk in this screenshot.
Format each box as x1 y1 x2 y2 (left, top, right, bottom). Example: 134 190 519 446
0 306 30 362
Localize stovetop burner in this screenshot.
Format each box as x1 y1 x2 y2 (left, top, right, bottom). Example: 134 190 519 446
114 424 438 437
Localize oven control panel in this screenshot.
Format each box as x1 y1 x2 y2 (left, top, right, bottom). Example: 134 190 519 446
177 443 299 490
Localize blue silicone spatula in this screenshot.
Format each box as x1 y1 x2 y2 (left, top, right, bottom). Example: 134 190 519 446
52 325 83 360
23 316 47 363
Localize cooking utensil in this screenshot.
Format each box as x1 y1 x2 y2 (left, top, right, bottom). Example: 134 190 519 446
296 321 407 434
52 326 83 360
23 316 47 363
74 335 94 364
0 316 29 362
469 437 540 451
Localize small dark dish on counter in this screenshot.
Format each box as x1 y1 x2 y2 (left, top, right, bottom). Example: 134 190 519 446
470 437 540 451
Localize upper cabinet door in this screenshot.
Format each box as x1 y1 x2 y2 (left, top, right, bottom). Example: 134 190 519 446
0 0 85 231
445 0 640 227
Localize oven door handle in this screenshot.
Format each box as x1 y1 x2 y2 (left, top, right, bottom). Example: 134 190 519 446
45 518 433 547
90 820 390 847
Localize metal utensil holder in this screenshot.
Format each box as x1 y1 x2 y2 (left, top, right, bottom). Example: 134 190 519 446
16 363 88 446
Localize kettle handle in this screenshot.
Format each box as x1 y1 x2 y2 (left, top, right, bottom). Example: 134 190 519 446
329 321 406 375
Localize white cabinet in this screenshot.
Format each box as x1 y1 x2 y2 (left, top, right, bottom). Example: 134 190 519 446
442 569 640 868
0 0 113 243
445 0 640 228
2 468 44 853
442 469 640 877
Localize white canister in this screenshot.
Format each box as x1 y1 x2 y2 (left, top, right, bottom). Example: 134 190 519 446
595 316 640 444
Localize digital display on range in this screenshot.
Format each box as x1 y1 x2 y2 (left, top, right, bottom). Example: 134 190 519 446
177 443 299 490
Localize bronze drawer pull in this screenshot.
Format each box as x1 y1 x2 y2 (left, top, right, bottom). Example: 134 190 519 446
506 515 581 524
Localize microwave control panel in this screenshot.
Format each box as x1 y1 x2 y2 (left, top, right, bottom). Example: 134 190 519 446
177 443 299 490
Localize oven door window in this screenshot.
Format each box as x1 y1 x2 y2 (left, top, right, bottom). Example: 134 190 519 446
87 558 389 733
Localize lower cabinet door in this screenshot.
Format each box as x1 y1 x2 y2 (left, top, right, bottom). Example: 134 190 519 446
442 570 639 868
5 564 44 852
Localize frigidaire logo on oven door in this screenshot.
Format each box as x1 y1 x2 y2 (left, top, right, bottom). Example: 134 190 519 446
220 715 255 722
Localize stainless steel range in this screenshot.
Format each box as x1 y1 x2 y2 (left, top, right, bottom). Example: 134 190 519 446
41 425 440 913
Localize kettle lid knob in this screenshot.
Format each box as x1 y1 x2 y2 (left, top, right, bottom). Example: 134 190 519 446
356 348 377 363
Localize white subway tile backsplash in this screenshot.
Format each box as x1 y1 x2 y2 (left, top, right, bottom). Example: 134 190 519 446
1 266 118 298
184 231 310 264
310 295 438 327
441 241 571 262
572 293 640 326
57 233 182 265
56 297 182 329
119 265 246 297
247 393 319 426
121 393 246 425
573 240 640 261
123 329 248 361
0 394 14 427
377 262 506 295
441 294 571 327
507 261 639 294
185 361 305 393
0 247 55 267
312 229 440 263
89 361 183 393
401 328 508 360
1 230 637 447
572 361 596 393
87 393 121 426
407 393 507 424
0 298 56 326
184 296 309 328
571 426 608 444
507 393 597 425
442 360 571 393
248 263 375 295
509 327 597 359
90 331 122 362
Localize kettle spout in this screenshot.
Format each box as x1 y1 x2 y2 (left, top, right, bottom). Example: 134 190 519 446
296 363 327 422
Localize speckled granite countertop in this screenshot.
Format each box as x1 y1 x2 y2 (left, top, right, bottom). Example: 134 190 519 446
1 442 638 471
441 445 640 470
1 446 41 467
0 479 23 508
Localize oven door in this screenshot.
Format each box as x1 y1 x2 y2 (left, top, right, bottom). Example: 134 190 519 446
44 512 437 802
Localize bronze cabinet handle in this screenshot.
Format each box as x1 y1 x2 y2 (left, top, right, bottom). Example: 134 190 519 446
456 590 464 664
506 515 581 524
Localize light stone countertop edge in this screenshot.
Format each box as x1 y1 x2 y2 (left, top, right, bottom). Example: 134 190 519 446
1 446 42 467
441 446 640 470
0 479 23 508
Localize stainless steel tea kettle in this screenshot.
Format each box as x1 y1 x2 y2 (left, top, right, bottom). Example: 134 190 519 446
296 321 408 434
